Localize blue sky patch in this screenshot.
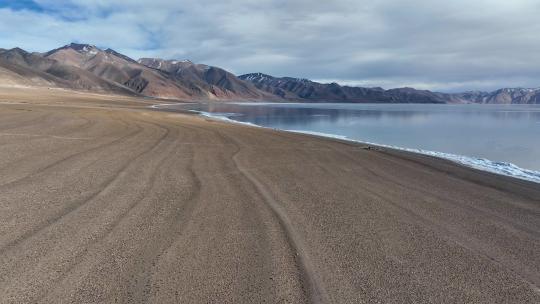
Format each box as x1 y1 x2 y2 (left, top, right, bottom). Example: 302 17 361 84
0 0 44 12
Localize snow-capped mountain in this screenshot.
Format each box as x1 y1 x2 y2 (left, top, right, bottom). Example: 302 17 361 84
0 43 274 100
239 73 448 103
451 88 540 104
1 43 539 103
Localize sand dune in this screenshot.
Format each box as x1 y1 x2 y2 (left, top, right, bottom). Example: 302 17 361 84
0 88 539 303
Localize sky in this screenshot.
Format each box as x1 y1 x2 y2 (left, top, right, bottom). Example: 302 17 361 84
0 0 539 92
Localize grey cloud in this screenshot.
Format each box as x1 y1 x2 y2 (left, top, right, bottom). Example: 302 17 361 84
1 0 539 92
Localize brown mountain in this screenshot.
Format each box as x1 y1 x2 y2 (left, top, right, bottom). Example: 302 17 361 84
0 43 273 100
44 43 194 99
240 73 540 104
239 73 448 103
2 43 539 104
0 47 134 94
138 58 273 100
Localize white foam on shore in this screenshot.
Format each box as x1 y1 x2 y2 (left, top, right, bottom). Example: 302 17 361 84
158 106 540 184
192 110 261 128
150 102 198 109
287 130 349 140
287 130 540 184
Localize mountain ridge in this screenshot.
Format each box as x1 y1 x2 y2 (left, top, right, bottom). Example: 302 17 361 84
1 43 271 100
239 72 449 103
0 46 136 94
450 88 540 104
240 73 540 104
0 43 538 104
137 58 273 100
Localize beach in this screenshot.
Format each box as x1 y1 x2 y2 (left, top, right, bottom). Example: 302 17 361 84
0 88 539 303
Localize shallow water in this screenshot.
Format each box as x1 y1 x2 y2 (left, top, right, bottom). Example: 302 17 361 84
162 102 540 181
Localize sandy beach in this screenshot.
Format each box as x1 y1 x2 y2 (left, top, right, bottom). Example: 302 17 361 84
0 88 539 303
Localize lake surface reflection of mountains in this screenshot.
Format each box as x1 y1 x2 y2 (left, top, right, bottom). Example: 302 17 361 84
173 103 540 174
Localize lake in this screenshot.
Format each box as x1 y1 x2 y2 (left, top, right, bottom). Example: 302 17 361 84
159 103 540 182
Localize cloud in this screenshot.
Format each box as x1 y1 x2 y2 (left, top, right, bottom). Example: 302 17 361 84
0 0 539 92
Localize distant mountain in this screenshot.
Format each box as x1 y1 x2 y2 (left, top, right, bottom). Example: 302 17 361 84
1 43 539 104
239 73 448 103
451 88 540 104
240 73 540 104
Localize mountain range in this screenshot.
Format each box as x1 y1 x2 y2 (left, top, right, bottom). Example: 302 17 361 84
0 43 539 104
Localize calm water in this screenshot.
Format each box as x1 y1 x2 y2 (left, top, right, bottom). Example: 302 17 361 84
163 103 540 174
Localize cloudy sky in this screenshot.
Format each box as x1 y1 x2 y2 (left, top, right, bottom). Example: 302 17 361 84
1 0 539 92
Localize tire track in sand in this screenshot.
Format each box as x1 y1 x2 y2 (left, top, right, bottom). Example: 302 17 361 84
0 116 141 188
0 118 169 255
32 122 185 302
220 131 330 304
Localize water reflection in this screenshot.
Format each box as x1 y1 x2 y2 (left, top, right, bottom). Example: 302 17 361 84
173 103 540 171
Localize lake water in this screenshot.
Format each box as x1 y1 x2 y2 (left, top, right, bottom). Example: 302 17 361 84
159 103 540 183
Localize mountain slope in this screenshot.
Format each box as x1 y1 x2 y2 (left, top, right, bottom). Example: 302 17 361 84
44 43 193 99
40 43 272 100
451 88 540 104
1 43 539 103
0 47 135 94
240 73 540 104
239 73 448 103
138 58 274 99
0 48 58 86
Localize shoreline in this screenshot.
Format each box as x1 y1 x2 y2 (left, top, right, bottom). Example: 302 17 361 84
153 104 540 184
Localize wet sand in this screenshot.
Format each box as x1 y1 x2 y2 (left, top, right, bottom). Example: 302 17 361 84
0 88 539 303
